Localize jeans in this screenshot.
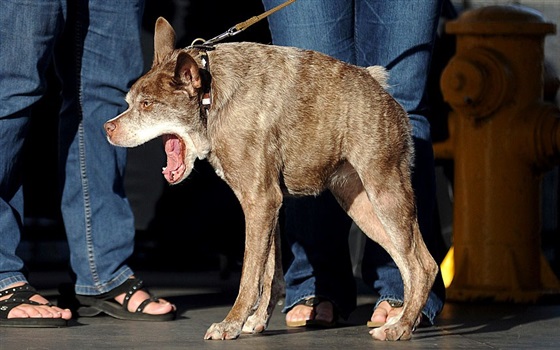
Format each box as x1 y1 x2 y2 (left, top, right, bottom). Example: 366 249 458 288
262 0 446 323
0 0 144 295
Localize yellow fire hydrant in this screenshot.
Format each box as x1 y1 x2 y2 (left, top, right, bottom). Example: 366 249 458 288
435 5 560 302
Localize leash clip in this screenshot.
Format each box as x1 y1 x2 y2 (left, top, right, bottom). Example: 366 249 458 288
203 26 241 45
200 0 296 46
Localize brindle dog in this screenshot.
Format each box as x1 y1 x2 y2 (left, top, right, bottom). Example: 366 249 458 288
104 17 438 341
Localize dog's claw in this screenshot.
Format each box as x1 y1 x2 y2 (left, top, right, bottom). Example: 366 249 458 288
370 323 413 341
204 322 242 340
242 314 267 334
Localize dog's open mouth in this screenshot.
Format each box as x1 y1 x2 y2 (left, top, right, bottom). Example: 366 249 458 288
162 134 186 184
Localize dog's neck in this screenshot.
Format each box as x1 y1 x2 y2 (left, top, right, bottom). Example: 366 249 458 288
189 45 215 123
199 51 212 117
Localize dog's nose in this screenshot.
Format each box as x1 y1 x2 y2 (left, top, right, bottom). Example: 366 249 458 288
104 121 116 136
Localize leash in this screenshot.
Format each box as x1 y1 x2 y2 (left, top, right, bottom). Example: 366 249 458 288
190 0 296 47
189 0 296 121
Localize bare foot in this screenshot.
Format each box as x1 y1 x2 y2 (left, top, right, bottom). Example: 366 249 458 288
369 300 422 328
0 282 72 320
370 300 402 326
113 278 176 315
286 298 333 326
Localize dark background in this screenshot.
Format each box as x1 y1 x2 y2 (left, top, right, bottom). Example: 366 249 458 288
17 0 560 280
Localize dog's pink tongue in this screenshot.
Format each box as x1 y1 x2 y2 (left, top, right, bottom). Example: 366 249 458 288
162 134 184 183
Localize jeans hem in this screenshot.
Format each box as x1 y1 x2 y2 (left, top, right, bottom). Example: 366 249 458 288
74 266 134 295
0 274 28 291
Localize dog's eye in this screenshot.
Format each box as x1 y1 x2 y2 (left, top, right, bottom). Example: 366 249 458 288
141 100 152 109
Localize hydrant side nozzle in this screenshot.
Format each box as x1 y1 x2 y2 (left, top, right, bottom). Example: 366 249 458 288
530 104 560 170
440 48 512 120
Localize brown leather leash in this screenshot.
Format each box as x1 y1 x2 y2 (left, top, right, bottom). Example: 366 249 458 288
190 0 296 46
190 0 296 120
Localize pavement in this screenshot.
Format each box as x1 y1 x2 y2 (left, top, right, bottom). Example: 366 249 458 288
2 270 560 349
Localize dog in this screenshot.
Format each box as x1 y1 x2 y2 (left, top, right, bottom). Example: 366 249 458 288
104 17 438 341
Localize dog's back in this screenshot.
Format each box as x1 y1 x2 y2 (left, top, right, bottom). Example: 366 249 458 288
193 42 412 196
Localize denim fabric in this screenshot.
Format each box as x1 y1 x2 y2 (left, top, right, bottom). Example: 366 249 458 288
262 0 446 323
0 0 144 295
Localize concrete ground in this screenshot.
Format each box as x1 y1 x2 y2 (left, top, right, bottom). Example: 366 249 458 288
2 270 560 349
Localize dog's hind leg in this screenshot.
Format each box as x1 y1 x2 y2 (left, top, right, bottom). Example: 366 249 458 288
242 223 284 334
328 164 437 341
204 182 283 340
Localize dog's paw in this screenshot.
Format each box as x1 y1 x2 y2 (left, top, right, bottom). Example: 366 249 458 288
241 314 267 334
369 323 413 341
204 321 242 340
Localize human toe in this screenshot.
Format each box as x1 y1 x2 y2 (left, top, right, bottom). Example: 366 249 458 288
368 300 402 327
141 297 176 315
286 304 313 324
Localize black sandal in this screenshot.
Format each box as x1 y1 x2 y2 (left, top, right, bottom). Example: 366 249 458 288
0 284 68 328
74 279 175 321
286 296 337 328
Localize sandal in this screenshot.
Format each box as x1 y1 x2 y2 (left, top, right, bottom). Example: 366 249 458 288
73 279 176 322
0 284 68 328
285 296 337 328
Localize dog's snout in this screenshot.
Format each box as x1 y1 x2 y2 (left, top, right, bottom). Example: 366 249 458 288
104 121 116 135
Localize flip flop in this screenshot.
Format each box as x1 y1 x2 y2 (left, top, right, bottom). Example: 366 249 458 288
74 279 175 322
286 297 337 328
0 284 68 328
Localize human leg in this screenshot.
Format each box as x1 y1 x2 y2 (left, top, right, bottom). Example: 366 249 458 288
55 0 173 317
0 115 30 289
355 0 446 325
282 195 355 323
264 0 355 62
0 0 71 325
263 0 358 323
265 0 447 327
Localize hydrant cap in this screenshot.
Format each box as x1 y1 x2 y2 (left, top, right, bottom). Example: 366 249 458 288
446 5 556 35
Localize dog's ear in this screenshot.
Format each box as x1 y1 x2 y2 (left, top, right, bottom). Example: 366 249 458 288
174 52 202 97
153 17 176 67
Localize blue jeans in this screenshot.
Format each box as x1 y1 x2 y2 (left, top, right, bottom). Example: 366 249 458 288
0 0 144 295
262 0 446 323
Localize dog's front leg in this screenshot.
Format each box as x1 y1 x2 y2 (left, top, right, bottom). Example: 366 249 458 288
242 223 284 334
204 187 283 340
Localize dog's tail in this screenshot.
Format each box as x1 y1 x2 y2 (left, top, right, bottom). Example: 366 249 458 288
366 66 389 90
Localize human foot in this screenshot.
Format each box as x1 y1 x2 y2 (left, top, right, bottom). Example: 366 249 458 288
75 278 176 321
0 283 72 327
367 300 402 328
113 278 176 315
367 300 422 328
286 297 336 328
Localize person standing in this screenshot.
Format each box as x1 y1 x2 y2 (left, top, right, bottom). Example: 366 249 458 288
0 0 175 326
261 0 447 328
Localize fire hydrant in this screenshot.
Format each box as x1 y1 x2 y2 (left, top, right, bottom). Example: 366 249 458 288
434 5 560 302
